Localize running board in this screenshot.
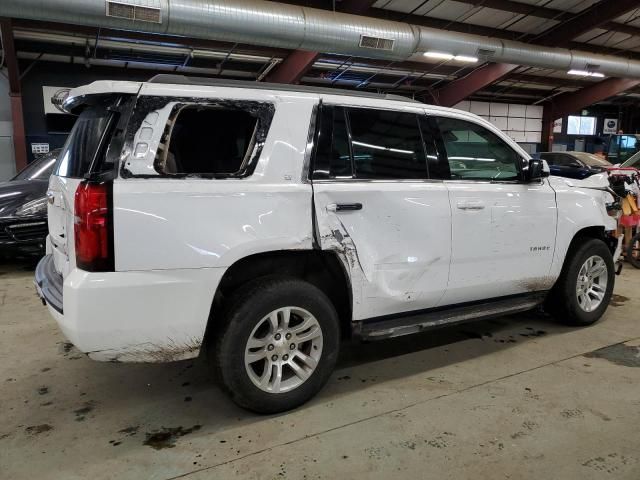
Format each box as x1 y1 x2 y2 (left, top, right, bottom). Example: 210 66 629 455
354 293 546 341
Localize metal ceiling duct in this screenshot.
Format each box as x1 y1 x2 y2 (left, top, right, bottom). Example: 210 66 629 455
3 0 640 78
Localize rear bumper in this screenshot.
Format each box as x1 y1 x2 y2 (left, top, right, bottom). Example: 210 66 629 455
34 255 226 362
34 255 63 313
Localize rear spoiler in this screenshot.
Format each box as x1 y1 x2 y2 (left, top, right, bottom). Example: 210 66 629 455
61 81 143 114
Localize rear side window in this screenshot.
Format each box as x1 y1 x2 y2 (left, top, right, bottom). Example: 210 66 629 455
435 116 521 181
156 104 265 176
55 106 117 178
347 108 427 180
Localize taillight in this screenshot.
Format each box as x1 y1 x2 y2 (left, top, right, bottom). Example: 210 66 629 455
74 181 114 271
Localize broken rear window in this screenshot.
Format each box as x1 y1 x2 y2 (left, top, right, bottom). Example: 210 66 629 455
155 104 266 177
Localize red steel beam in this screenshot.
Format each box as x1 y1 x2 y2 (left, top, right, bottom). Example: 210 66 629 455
0 18 28 172
541 78 640 150
533 0 640 47
433 63 519 107
265 49 320 84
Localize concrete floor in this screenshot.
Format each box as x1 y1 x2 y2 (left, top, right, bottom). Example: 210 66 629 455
1 260 639 480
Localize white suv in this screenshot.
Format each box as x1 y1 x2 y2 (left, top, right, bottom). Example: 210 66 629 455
35 75 621 413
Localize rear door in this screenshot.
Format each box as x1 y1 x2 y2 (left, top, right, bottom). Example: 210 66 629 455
311 104 452 321
47 99 125 278
432 115 557 306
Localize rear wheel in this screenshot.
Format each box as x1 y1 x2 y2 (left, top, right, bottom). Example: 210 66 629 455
627 232 640 269
546 238 614 326
213 277 340 413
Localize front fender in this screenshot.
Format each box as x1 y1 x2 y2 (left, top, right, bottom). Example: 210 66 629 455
548 176 616 277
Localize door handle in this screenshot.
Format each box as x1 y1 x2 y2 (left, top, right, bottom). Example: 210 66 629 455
457 200 485 211
326 203 363 212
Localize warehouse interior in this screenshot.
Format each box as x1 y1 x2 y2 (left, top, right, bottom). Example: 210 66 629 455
1 1 640 479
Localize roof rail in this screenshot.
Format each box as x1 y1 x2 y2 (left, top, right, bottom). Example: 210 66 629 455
147 74 420 103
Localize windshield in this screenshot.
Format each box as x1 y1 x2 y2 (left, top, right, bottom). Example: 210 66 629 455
54 105 116 178
571 152 612 167
13 150 60 181
621 150 640 168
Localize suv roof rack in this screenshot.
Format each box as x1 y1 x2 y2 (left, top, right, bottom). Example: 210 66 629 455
147 74 420 103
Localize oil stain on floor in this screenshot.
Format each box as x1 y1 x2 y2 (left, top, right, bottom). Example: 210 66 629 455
584 343 640 367
609 294 630 307
143 425 202 450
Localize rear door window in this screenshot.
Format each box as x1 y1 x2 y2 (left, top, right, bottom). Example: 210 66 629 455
347 108 428 180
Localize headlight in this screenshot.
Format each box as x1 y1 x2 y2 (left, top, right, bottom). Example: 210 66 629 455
15 197 47 216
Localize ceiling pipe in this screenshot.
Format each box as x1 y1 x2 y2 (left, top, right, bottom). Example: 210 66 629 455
3 0 640 78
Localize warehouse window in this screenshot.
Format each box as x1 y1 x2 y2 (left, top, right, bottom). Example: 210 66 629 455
567 115 596 136
156 105 261 176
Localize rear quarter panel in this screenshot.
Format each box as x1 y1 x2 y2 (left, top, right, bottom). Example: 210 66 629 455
113 96 316 271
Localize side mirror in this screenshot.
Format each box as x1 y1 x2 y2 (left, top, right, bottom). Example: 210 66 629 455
568 162 582 168
526 158 547 182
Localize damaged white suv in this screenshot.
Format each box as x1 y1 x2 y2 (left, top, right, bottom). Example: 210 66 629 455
36 75 621 413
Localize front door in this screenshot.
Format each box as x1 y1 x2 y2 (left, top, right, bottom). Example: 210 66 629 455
311 105 451 321
433 115 558 306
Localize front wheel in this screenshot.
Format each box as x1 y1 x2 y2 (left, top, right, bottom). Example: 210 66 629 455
545 238 615 326
213 277 340 414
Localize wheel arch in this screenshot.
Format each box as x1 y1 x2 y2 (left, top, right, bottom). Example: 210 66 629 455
203 250 353 348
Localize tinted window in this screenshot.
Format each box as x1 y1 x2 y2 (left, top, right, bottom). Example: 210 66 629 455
539 153 556 165
555 155 576 167
436 117 520 181
540 153 570 166
13 151 59 181
55 106 116 178
158 106 259 175
347 108 427 180
572 152 611 167
312 106 352 178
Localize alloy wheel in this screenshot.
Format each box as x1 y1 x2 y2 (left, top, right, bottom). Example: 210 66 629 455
244 307 323 393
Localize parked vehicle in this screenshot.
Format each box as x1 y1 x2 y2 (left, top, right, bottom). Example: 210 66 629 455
606 134 640 164
538 151 612 179
35 76 621 413
0 150 59 256
619 150 640 169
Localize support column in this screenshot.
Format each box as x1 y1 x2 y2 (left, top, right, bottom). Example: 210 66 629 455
541 107 555 151
0 18 28 171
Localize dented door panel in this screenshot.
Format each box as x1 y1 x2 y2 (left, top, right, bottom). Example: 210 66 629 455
313 181 451 320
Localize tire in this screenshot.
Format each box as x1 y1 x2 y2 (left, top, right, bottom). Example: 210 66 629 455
627 232 640 269
545 238 615 326
212 276 340 414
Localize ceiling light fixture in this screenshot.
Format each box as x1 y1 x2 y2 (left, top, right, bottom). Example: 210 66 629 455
568 69 605 78
454 55 479 63
424 51 454 60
